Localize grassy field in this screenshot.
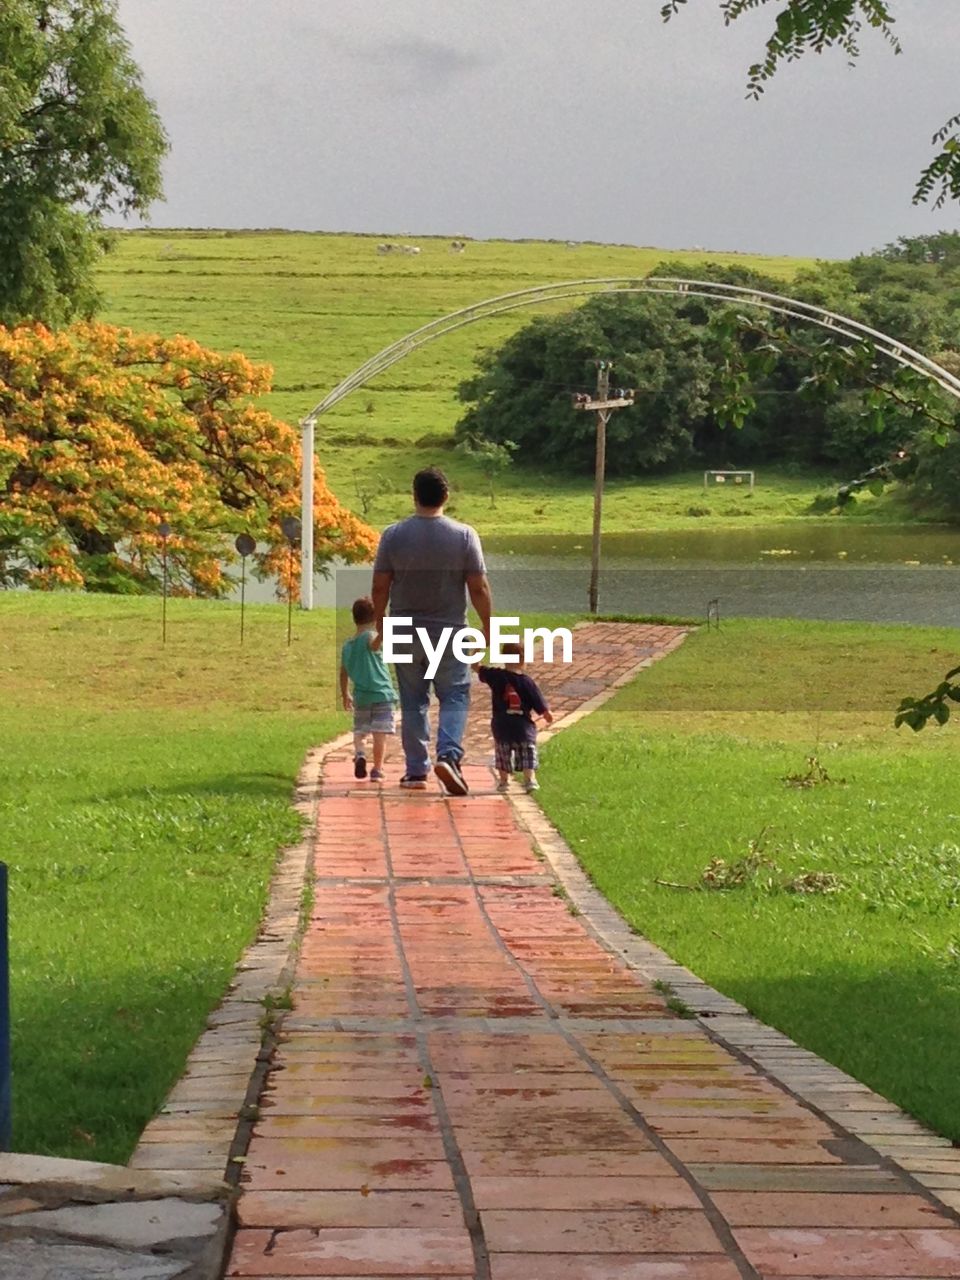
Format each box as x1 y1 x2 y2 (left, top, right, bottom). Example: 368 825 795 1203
540 618 960 1140
5 590 960 1151
0 592 579 1162
0 592 348 1163
474 467 908 539
93 229 873 535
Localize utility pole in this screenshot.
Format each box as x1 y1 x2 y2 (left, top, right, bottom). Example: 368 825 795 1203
573 363 634 614
299 417 315 610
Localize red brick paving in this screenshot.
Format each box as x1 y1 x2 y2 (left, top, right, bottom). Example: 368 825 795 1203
226 623 960 1278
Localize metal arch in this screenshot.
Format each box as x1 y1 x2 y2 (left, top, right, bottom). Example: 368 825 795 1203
298 275 960 607
302 276 960 423
312 288 955 406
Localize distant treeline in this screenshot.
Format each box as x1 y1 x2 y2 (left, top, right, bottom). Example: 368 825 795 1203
456 232 960 516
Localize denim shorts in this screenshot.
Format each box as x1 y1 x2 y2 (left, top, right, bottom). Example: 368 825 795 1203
353 701 396 735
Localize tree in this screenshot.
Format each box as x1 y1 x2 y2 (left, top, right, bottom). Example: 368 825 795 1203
455 435 517 507
0 0 167 325
878 232 960 267
455 255 960 491
662 2 960 209
0 322 376 593
457 294 719 476
456 260 935 478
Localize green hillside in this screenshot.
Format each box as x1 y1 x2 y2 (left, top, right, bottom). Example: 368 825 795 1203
97 230 820 534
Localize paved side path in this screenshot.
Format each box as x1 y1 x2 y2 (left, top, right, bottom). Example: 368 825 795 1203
227 624 960 1279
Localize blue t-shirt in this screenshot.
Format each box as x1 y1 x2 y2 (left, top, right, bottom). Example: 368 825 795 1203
373 514 486 627
341 630 397 707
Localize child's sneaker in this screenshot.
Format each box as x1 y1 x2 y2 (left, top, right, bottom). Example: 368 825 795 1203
370 767 384 782
354 754 367 779
525 779 540 793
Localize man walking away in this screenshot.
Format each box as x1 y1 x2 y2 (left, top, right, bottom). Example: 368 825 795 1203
372 467 492 796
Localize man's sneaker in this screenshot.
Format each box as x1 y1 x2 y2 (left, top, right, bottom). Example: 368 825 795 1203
435 755 469 796
370 767 384 782
354 754 367 780
525 779 540 793
496 778 510 793
399 774 428 790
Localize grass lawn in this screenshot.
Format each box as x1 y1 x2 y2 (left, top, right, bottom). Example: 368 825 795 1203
0 591 576 1163
93 230 902 536
540 618 960 1141
0 592 348 1163
472 466 908 539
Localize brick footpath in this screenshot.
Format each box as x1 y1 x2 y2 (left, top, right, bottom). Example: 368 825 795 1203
226 623 960 1280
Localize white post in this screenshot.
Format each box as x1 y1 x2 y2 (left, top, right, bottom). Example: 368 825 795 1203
300 418 315 610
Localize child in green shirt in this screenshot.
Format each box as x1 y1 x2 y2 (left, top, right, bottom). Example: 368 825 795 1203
339 596 397 782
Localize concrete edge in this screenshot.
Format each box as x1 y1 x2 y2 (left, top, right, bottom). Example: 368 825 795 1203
510 695 960 1223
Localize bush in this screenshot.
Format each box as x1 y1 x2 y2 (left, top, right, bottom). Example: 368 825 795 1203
819 395 912 471
455 249 960 489
910 429 960 519
457 293 718 476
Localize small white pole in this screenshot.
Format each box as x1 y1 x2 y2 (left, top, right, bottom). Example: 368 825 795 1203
300 418 315 610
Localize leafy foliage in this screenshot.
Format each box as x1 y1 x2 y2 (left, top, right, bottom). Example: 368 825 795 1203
0 322 376 593
915 113 960 211
457 292 726 474
457 253 960 482
662 2 960 209
910 423 960 520
877 231 960 267
0 0 167 323
662 0 899 92
454 433 517 506
895 666 960 732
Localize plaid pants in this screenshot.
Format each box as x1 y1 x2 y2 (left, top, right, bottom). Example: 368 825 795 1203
494 739 538 773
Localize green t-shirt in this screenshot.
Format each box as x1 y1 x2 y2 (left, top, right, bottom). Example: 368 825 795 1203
341 629 397 707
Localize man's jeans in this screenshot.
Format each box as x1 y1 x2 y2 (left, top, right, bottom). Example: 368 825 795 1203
394 625 471 776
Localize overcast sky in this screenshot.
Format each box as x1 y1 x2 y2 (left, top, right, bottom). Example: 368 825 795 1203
115 0 960 259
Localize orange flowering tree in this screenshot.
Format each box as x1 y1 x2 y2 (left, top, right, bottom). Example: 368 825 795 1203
0 322 376 593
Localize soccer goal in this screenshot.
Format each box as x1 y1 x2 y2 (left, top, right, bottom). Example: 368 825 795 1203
703 470 755 492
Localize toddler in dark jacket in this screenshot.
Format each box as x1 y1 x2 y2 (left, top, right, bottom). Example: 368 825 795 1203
477 644 553 793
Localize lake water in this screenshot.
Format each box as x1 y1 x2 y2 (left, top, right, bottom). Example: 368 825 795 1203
235 523 960 628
